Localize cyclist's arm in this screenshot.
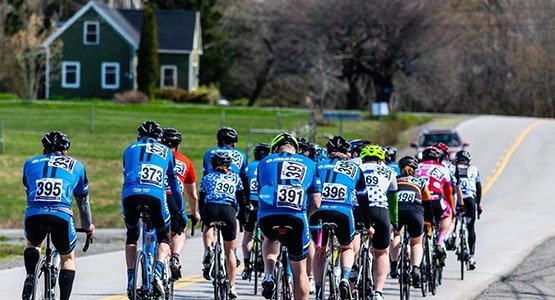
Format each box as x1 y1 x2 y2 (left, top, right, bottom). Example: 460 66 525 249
75 168 93 229
356 193 372 229
476 181 482 206
307 193 321 216
184 183 199 215
443 181 455 212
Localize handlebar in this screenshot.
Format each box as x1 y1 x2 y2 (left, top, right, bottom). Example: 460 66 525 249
75 228 93 252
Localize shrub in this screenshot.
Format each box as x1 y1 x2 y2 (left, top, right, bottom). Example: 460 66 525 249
114 91 149 104
0 93 19 100
155 85 221 105
155 88 188 102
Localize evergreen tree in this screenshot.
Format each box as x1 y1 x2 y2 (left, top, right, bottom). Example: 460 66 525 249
136 4 159 99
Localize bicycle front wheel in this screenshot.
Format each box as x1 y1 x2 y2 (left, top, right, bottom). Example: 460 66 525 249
132 251 147 300
459 231 467 280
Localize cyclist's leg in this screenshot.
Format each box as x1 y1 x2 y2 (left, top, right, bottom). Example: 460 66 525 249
286 215 310 300
369 207 391 296
219 205 239 288
389 210 405 278
49 214 77 300
122 195 141 269
242 208 257 275
464 197 477 254
22 214 46 299
169 216 186 279
437 200 453 247
259 216 280 278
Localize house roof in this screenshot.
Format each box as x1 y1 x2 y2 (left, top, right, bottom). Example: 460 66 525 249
43 1 199 53
118 9 198 53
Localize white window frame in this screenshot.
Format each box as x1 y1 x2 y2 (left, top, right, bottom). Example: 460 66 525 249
83 21 99 45
61 61 80 89
101 62 120 89
160 65 178 88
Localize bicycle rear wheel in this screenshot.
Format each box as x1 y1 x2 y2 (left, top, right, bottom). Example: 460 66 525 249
399 241 411 300
459 229 468 281
32 258 47 300
321 260 339 300
427 238 437 296
273 261 283 300
132 251 147 300
420 242 429 297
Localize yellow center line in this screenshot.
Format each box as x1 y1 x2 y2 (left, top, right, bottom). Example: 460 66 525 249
483 120 544 195
101 264 244 300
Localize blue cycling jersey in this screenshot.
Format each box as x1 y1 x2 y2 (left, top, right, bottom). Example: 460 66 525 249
316 157 364 211
200 171 244 207
257 152 321 217
121 138 184 211
23 153 88 217
202 146 248 177
386 161 400 176
247 160 261 202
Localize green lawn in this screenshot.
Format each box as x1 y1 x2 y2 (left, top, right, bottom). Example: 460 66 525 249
0 99 431 227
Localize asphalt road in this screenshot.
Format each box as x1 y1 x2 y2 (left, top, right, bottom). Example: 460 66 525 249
1 115 554 300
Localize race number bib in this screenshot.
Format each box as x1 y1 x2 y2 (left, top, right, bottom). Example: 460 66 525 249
333 161 357 179
364 174 380 186
322 183 347 201
250 178 259 192
146 143 167 159
398 190 417 202
140 164 163 187
280 161 307 182
34 178 63 202
174 160 186 176
215 177 236 195
48 156 76 173
229 150 244 169
277 185 304 210
459 178 469 191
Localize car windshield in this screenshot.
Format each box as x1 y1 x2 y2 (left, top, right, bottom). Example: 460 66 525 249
420 133 461 147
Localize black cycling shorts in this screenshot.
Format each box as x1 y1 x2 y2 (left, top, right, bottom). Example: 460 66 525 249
259 214 310 261
25 214 76 255
310 210 355 246
463 197 477 223
202 203 237 242
123 194 170 245
244 208 258 233
398 204 424 238
368 207 391 250
424 200 450 224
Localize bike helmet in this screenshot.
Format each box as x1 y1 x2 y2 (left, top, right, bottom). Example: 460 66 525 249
298 137 315 158
313 146 328 162
217 127 238 146
270 132 299 153
384 146 398 163
434 142 449 159
210 150 233 169
456 150 471 164
421 146 442 162
398 155 418 176
42 131 71 153
253 143 271 160
137 120 163 141
350 139 371 157
360 145 385 161
161 127 182 148
326 136 351 154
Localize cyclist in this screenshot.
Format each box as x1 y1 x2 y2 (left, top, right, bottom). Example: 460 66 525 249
160 127 201 280
454 150 482 270
202 127 248 266
313 144 329 163
349 139 371 165
310 136 365 300
241 142 270 280
122 121 185 297
257 132 322 300
355 145 398 300
434 142 459 251
200 150 246 299
298 137 316 160
384 146 400 175
415 146 454 265
389 156 430 288
21 131 95 300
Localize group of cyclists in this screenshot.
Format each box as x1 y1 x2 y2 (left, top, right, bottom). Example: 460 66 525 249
19 121 482 300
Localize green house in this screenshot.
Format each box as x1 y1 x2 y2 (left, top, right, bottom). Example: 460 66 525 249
42 1 202 99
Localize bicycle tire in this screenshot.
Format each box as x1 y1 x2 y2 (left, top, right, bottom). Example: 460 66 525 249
358 246 368 300
213 246 221 300
420 241 429 297
253 238 261 295
132 251 146 300
164 261 174 300
459 229 466 280
273 260 283 300
32 257 46 300
427 237 436 296
400 241 411 300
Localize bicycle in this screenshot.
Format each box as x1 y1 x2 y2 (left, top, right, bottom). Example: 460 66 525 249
31 227 92 300
455 207 469 280
271 226 294 300
208 221 230 300
352 226 374 300
420 221 435 297
319 222 341 300
398 227 411 300
131 205 174 300
249 223 264 295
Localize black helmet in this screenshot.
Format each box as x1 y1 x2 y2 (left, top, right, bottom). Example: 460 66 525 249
210 150 232 169
326 136 351 154
384 146 398 163
270 132 299 153
217 127 238 146
298 137 315 158
398 156 418 170
350 139 371 156
421 147 442 162
42 131 71 153
456 150 471 164
137 121 163 141
254 143 270 160
161 127 182 148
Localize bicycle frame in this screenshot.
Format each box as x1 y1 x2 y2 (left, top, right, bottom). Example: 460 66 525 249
320 222 340 300
211 222 229 300
273 226 293 300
